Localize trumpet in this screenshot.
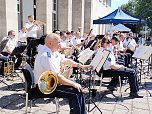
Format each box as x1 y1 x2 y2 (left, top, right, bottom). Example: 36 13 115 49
34 20 46 26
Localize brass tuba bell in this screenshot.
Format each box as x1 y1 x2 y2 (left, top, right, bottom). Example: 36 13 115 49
38 71 58 94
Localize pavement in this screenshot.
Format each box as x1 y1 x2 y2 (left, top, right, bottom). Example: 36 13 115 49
0 66 152 114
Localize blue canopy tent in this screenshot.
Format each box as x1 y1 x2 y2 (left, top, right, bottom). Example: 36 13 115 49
93 8 140 24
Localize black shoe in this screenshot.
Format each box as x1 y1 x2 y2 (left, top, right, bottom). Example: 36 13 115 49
107 86 116 91
129 93 143 98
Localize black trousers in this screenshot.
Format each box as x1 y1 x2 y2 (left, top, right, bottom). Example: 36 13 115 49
26 37 37 66
29 85 87 114
103 68 139 93
124 53 132 67
126 49 134 56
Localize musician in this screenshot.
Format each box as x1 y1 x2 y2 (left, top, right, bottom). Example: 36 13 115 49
70 32 86 50
24 15 40 66
60 31 72 51
109 37 119 55
138 34 145 45
100 38 143 98
118 34 132 67
85 34 98 50
1 30 22 69
34 33 90 114
123 32 137 56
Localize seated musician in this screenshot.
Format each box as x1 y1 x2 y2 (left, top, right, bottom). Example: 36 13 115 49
1 30 22 69
99 38 143 98
34 33 91 114
123 32 137 56
59 31 73 56
70 32 86 52
118 34 132 67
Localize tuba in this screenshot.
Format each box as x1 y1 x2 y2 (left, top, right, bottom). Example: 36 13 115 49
38 71 58 94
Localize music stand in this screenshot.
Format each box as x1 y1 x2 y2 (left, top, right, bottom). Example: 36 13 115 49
11 45 27 56
26 39 40 67
85 48 110 113
27 39 40 50
132 45 152 96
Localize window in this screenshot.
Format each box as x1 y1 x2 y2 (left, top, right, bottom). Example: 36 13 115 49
52 0 58 30
33 0 36 20
17 0 20 13
53 0 57 11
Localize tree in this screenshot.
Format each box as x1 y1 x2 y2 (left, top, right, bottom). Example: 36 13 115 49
121 0 152 33
121 0 137 16
135 0 152 29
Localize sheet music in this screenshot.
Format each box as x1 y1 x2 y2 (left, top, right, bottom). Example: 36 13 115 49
78 48 94 64
142 46 152 60
90 47 110 73
133 45 152 60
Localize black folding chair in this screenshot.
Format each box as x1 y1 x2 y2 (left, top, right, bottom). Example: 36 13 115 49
22 64 59 114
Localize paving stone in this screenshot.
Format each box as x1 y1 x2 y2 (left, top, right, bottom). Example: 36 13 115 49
1 70 152 114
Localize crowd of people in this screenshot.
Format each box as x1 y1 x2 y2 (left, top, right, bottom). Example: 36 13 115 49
0 14 151 114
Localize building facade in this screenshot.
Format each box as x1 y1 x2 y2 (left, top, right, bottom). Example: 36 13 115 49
0 0 111 40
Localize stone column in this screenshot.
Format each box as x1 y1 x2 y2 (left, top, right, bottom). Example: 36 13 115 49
0 0 18 40
36 0 52 35
84 0 92 34
58 0 72 31
72 0 85 35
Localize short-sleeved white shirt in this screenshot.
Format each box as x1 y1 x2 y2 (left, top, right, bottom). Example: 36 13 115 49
18 30 26 39
2 36 18 53
24 21 39 38
70 37 81 46
33 45 67 84
103 52 116 70
60 39 69 48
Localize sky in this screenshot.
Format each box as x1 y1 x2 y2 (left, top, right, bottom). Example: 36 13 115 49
111 0 130 12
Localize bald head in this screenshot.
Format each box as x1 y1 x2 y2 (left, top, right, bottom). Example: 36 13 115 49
45 33 59 43
45 33 61 52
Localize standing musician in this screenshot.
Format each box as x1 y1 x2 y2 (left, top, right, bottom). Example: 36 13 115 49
34 33 91 114
1 30 22 69
99 38 143 98
24 15 40 66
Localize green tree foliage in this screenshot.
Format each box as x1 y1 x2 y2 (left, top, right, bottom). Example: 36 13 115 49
121 0 152 30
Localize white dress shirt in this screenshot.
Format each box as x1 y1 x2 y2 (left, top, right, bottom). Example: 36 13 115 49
24 21 39 38
34 45 67 84
2 36 18 53
103 52 116 70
